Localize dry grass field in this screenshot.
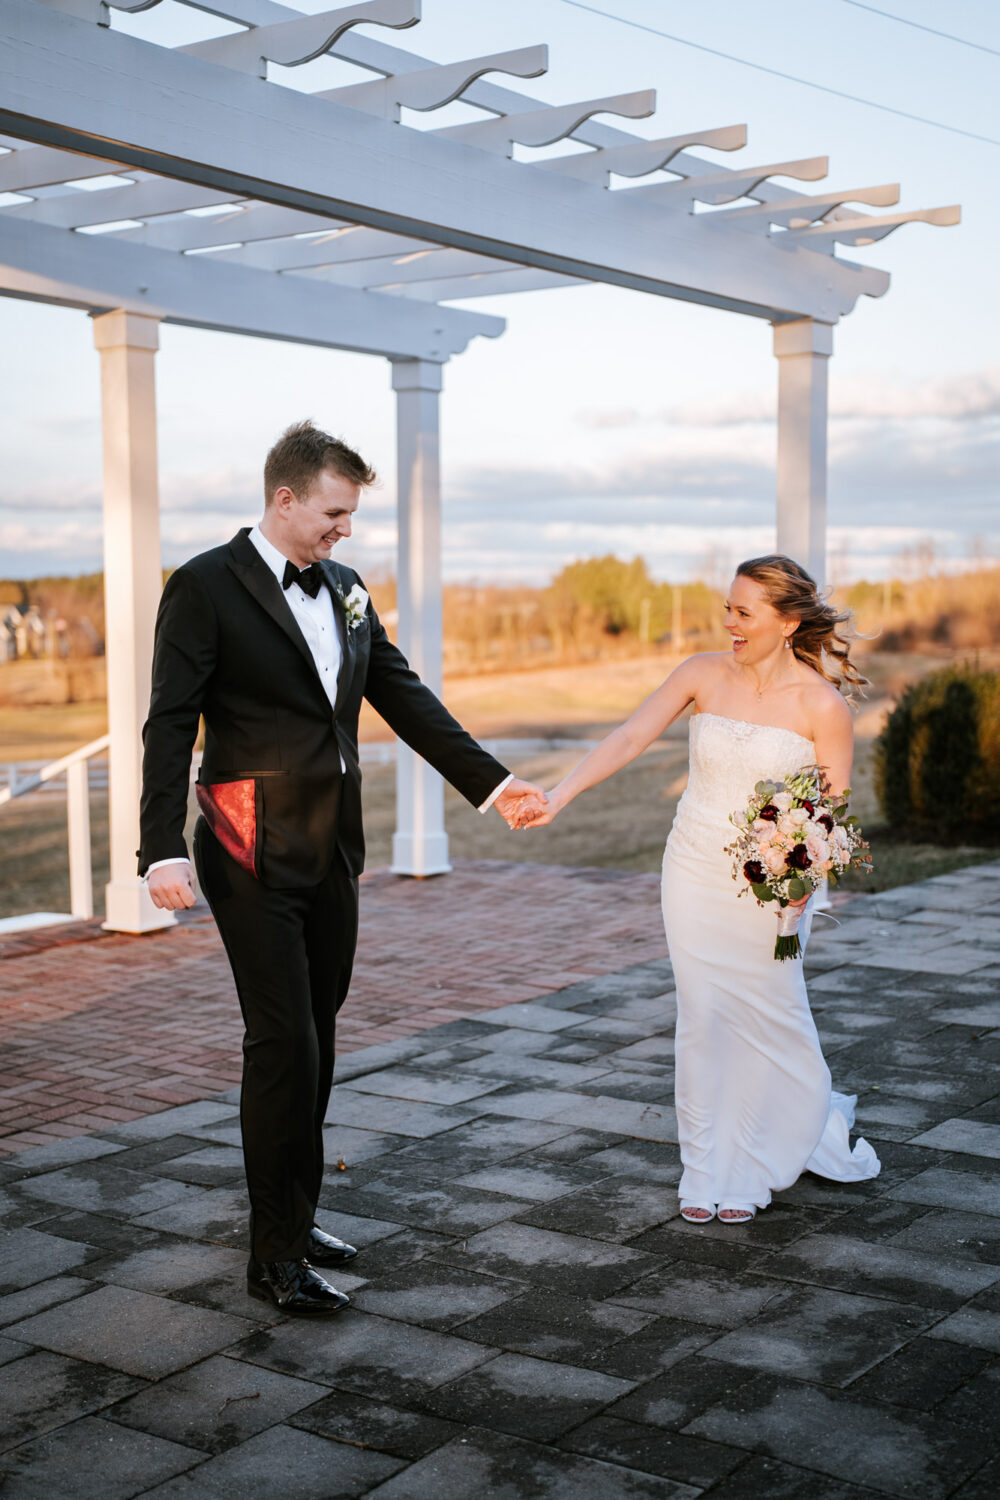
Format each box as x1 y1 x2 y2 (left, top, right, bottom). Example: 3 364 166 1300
1 649 996 919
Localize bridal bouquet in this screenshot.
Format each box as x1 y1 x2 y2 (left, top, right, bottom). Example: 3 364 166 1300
725 767 872 960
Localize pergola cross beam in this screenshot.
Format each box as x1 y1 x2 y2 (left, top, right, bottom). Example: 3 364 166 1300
179 0 421 76
318 45 550 119
4 0 936 324
0 211 504 358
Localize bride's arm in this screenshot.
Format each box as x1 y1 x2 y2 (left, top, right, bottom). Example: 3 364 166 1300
811 692 855 801
522 656 704 826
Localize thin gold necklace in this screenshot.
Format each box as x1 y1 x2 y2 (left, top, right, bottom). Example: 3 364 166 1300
748 657 790 702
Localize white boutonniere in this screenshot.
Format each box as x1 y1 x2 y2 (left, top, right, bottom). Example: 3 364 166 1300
338 583 369 631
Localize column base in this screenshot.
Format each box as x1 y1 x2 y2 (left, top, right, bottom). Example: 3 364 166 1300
390 831 452 878
102 879 176 934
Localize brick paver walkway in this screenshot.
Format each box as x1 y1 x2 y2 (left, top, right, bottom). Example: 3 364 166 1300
0 862 665 1155
0 860 999 1496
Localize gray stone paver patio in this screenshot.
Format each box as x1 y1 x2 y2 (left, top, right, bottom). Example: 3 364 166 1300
2 861 1000 1496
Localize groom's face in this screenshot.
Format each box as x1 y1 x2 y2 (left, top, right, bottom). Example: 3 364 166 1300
276 468 361 567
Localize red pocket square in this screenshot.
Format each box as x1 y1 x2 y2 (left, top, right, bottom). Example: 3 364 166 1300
196 780 257 875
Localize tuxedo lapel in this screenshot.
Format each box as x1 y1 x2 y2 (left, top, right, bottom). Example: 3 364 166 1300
322 561 357 718
225 530 324 691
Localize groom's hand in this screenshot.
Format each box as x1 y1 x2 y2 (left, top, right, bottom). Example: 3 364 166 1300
148 861 198 911
494 778 547 830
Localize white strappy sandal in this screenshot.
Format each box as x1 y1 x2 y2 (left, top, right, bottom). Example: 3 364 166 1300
718 1204 756 1224
680 1203 716 1223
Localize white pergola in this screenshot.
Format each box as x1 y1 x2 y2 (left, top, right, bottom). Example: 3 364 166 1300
0 0 958 932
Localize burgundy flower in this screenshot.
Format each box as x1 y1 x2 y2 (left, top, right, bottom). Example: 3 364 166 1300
801 799 815 815
787 844 812 869
818 813 834 833
758 804 779 822
743 860 765 883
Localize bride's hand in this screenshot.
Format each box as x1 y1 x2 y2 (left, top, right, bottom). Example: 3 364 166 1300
516 790 560 829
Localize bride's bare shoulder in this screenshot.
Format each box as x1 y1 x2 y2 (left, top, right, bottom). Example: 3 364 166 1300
801 669 852 730
670 651 734 693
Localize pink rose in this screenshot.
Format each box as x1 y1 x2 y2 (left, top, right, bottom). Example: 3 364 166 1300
805 834 830 864
764 848 787 874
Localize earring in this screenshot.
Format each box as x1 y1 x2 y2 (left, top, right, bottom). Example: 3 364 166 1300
784 637 792 649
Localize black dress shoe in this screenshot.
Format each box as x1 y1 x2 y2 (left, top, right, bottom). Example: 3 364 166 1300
247 1258 349 1315
305 1225 359 1267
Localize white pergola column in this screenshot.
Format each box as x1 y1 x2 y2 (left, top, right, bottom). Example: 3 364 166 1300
773 319 834 588
93 309 174 933
390 357 451 877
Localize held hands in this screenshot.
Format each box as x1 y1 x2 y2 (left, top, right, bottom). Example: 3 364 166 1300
494 778 549 829
147 861 198 911
513 791 558 829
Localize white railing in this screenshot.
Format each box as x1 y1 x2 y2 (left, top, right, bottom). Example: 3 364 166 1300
0 733 110 920
0 734 605 924
2 758 109 796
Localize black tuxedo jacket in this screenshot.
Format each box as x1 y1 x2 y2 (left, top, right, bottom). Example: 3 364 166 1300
139 528 509 887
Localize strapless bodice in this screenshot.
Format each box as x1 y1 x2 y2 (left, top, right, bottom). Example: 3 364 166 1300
668 713 816 857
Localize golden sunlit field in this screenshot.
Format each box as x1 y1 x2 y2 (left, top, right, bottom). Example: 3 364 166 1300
2 647 997 919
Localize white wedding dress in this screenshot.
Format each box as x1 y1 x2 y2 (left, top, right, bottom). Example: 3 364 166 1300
661 713 880 1211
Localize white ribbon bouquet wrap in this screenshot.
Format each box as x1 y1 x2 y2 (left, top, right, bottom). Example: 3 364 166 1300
725 767 872 960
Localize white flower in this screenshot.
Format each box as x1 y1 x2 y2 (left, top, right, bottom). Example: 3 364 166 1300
790 808 809 826
340 584 369 630
773 792 794 812
777 814 797 836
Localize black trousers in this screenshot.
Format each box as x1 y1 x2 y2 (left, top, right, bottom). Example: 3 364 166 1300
194 818 359 1262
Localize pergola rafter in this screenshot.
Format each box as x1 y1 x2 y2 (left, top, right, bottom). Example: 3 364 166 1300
2 0 958 323
0 0 960 931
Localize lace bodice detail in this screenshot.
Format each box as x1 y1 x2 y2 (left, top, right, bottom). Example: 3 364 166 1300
668 713 816 856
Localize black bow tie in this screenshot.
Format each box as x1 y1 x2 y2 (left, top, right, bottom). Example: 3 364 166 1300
282 560 324 599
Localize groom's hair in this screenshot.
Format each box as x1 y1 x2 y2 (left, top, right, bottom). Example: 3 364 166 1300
264 420 377 504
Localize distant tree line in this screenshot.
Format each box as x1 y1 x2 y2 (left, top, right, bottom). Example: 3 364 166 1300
2 557 998 675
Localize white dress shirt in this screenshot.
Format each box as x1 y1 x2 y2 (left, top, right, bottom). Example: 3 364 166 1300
249 525 342 710
147 527 510 875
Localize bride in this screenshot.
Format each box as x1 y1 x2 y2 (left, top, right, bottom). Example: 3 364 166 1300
519 554 880 1224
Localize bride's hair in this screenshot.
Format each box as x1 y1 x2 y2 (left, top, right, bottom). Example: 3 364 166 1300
735 554 869 702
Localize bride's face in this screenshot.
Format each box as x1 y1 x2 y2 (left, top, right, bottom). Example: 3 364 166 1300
724 575 794 662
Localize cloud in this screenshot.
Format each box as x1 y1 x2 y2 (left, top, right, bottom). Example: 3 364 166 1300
576 407 642 430
2 378 996 581
830 370 1000 424
578 367 1000 430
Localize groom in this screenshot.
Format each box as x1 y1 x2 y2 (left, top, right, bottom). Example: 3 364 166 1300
139 420 542 1315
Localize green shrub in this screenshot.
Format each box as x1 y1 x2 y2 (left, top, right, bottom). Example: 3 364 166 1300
873 665 1000 839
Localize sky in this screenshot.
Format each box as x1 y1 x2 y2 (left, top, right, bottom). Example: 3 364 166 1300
1 0 997 585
